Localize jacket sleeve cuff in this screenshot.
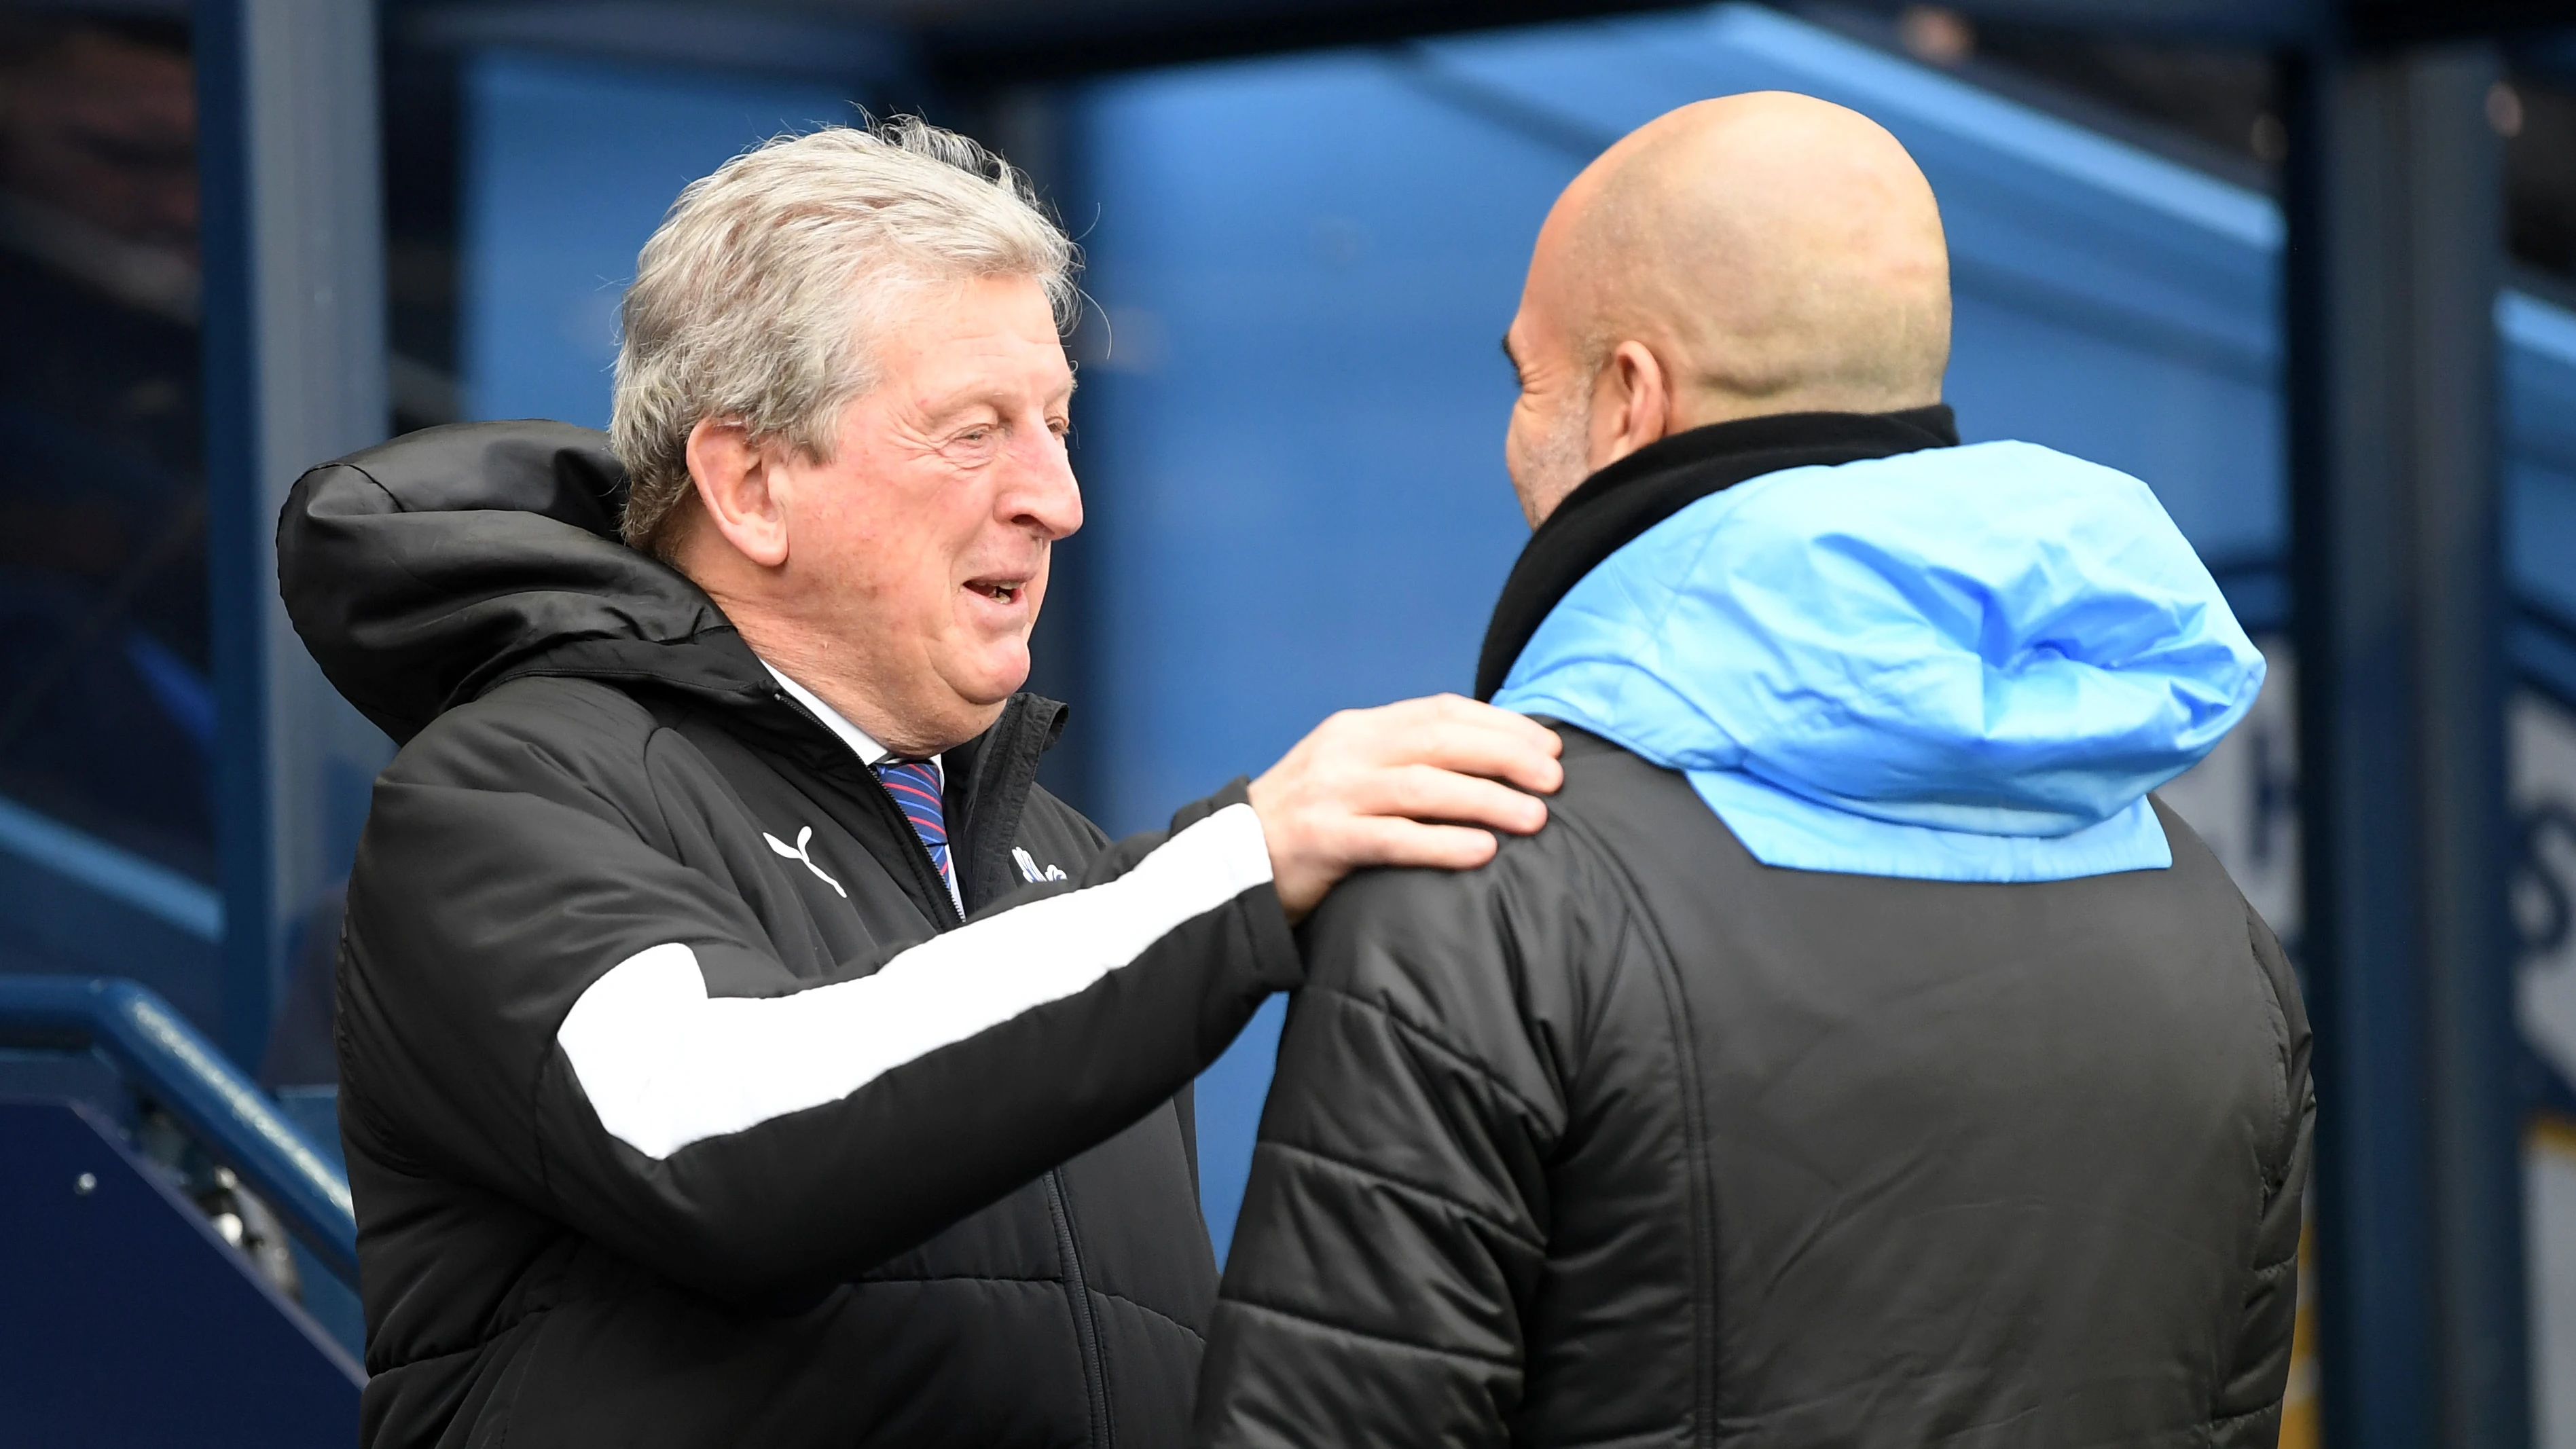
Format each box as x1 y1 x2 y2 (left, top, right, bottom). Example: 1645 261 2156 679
1173 777 1301 994
1168 775 1252 833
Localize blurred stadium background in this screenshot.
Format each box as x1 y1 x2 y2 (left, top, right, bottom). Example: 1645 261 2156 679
1 1 2570 1443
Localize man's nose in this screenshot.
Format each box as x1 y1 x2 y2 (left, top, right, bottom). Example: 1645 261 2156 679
1003 433 1085 540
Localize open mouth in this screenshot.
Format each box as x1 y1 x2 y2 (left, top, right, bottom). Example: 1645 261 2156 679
966 578 1026 605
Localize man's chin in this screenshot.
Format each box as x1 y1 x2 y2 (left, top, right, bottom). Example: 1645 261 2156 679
951 649 1034 712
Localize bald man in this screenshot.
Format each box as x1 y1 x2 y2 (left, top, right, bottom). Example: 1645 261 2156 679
1191 94 2311 1448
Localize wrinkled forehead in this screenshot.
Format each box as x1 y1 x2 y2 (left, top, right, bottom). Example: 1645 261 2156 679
852 274 1075 415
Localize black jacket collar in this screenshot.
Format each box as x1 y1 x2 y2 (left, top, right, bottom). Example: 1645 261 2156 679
1473 405 1960 701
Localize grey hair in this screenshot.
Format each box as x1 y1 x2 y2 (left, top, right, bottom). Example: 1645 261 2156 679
610 117 1078 555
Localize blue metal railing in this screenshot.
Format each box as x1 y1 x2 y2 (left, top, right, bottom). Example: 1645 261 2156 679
0 974 357 1281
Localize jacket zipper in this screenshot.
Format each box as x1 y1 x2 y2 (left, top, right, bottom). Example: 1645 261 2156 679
1043 1169 1114 1448
851 697 1106 1440
778 691 1107 1435
983 703 1110 1445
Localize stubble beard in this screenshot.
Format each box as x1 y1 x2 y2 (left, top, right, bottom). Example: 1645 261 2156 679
1525 390 1595 526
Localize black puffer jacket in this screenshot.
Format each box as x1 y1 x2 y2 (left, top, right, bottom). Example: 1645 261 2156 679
280 422 1299 1448
1193 412 2312 1447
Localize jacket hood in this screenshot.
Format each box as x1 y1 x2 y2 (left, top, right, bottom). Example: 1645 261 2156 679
280 420 767 746
1491 439 2264 881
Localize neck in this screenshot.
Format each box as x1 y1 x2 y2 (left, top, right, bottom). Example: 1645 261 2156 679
695 582 966 758
1667 383 1946 437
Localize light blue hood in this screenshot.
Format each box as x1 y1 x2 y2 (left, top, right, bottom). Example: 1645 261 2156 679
1491 440 2264 882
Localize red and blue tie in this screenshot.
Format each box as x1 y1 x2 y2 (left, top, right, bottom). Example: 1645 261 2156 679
875 758 954 900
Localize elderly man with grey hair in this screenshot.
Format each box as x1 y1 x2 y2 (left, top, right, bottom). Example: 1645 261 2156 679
276 119 1561 1449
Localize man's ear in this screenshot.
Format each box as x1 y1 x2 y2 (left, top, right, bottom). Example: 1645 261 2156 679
685 418 790 570
1588 340 1675 473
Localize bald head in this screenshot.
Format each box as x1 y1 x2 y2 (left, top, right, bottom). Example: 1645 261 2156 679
1503 93 1951 524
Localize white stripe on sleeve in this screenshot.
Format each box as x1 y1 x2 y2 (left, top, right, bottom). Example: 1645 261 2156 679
557 801 1272 1160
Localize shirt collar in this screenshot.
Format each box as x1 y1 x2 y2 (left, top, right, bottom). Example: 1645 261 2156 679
761 661 941 779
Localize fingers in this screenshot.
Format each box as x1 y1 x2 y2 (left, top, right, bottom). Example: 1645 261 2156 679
1387 694 1565 757
1263 813 1509 924
1360 763 1550 836
1331 816 1503 874
1343 695 1565 795
1250 694 1567 919
1402 717 1567 796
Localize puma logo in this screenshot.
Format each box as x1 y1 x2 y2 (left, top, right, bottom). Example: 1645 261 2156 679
765 826 847 899
1013 846 1069 884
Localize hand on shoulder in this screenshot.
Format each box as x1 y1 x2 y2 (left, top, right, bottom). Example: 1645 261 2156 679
1248 694 1563 921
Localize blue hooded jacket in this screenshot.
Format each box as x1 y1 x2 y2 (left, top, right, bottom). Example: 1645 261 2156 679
1491 439 2265 883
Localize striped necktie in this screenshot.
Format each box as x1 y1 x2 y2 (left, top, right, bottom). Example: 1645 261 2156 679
875 758 955 902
